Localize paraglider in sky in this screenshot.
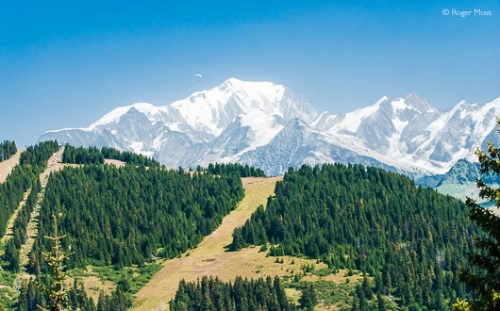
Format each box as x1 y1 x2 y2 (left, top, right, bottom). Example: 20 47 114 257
194 73 203 83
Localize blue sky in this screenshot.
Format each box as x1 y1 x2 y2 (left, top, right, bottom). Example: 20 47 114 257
1 0 499 145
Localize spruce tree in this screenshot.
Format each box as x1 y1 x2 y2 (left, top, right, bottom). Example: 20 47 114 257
458 119 500 310
39 214 71 311
299 283 316 310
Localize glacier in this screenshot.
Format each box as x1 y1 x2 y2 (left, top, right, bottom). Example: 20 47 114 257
39 78 500 177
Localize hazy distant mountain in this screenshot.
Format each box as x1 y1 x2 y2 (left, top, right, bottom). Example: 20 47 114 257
39 78 500 177
417 159 500 188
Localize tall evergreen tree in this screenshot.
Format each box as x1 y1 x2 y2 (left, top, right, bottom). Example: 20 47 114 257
459 119 500 310
39 214 71 311
298 283 317 310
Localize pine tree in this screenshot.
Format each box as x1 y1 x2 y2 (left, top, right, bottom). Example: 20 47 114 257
458 119 500 310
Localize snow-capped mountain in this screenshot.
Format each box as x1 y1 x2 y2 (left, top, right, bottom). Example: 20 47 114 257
39 78 500 176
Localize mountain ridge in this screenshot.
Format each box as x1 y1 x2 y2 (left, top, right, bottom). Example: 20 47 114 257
39 78 500 177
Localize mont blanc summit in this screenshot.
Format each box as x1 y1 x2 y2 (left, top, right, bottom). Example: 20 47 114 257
40 78 500 177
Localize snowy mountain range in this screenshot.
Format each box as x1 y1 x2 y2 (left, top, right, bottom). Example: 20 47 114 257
39 78 500 177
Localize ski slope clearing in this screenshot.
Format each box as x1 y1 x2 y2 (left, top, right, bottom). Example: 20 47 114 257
0 148 24 183
18 147 65 274
133 176 329 311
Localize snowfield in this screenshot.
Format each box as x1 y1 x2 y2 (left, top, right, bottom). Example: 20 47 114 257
39 78 500 177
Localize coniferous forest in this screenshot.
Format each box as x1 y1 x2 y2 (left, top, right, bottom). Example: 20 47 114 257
2 140 497 311
101 146 160 166
2 178 41 271
205 162 266 177
0 141 58 237
62 145 104 164
232 164 476 310
30 165 244 269
0 165 34 237
19 140 59 167
2 2 497 310
0 140 17 161
170 276 295 311
62 144 159 166
15 275 132 311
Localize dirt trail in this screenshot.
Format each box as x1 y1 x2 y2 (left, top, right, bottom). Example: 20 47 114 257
18 147 65 272
134 176 309 311
0 148 24 183
39 147 65 188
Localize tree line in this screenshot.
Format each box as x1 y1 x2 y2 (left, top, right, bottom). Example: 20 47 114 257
19 141 59 166
0 140 17 162
204 163 266 177
62 144 159 166
170 276 295 311
62 145 104 164
101 146 159 166
232 164 476 310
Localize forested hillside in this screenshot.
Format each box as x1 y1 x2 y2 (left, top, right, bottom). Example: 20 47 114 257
0 165 34 237
2 178 41 271
2 143 482 310
0 140 17 162
30 165 244 269
232 164 476 310
0 141 59 237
